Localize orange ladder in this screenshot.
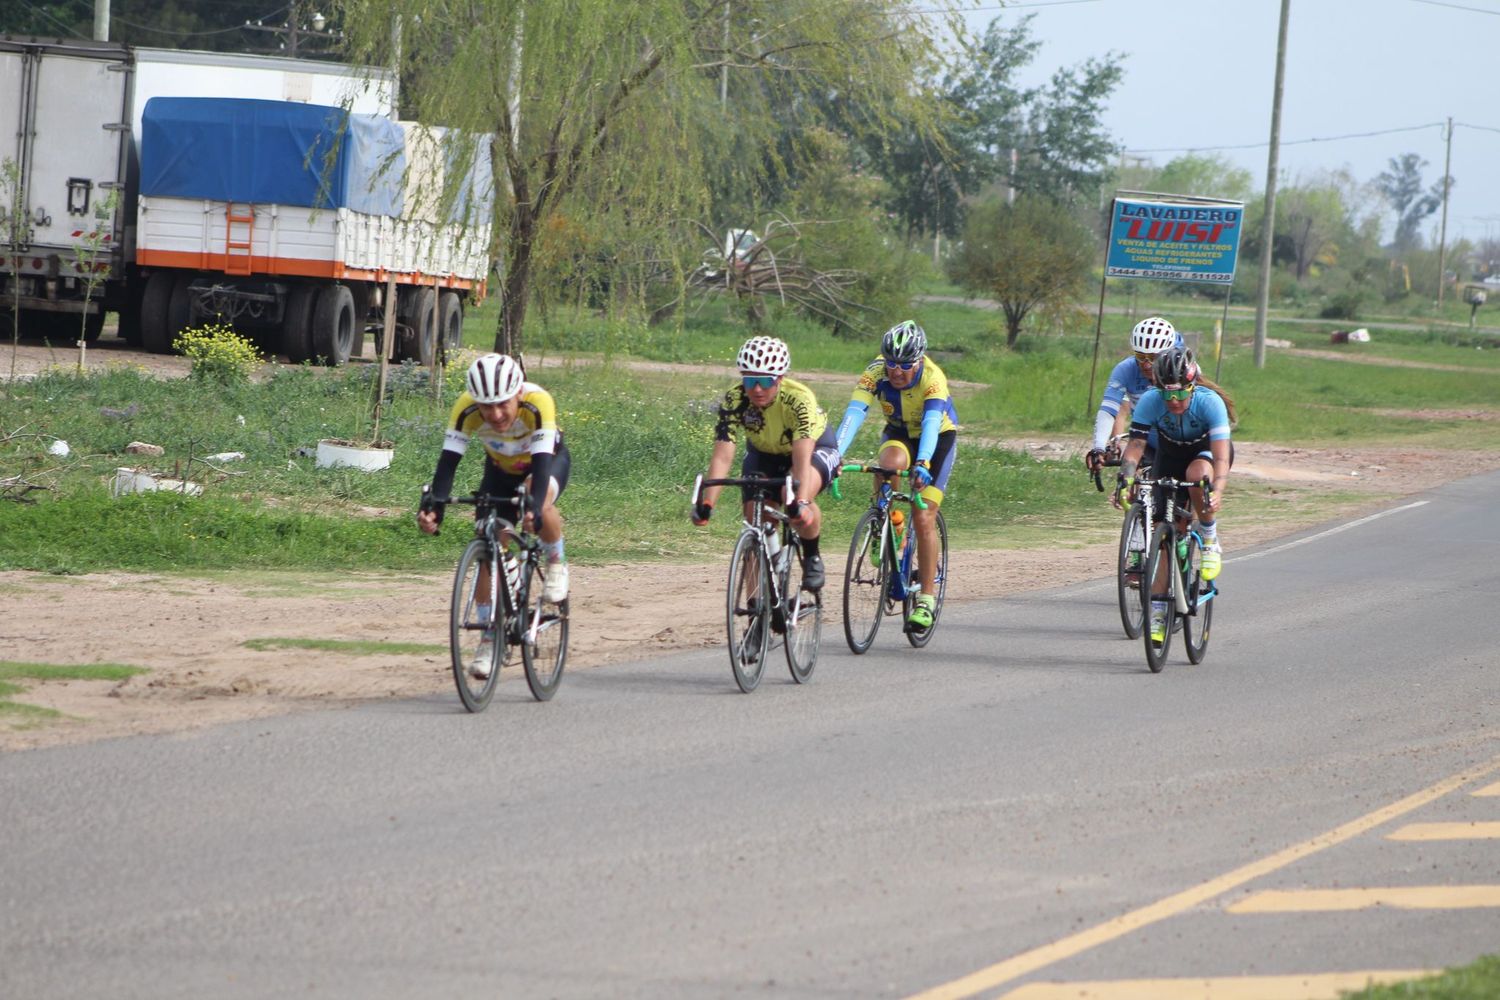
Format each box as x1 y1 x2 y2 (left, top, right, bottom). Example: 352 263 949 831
223 204 255 275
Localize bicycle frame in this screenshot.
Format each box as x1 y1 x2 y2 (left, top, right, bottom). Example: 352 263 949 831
448 488 550 644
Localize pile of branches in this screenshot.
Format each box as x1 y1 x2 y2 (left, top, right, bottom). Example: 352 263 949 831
665 216 867 329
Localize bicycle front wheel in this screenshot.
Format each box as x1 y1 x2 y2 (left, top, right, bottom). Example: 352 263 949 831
727 530 769 692
1116 502 1147 639
906 509 948 649
451 538 502 712
520 558 569 701
842 508 887 654
1182 533 1213 664
1142 522 1176 673
781 547 821 684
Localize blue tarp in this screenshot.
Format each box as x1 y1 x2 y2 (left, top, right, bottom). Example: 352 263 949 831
140 97 405 217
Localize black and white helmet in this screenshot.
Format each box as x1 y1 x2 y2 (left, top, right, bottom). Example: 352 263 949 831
737 336 791 376
1152 347 1199 388
466 353 524 403
881 320 927 365
1131 316 1180 355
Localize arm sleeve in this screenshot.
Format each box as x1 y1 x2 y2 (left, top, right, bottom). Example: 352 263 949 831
916 402 944 462
835 400 868 456
1092 410 1115 451
428 448 463 501
527 451 553 517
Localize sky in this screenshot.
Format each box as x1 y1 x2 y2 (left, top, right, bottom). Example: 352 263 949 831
958 0 1498 247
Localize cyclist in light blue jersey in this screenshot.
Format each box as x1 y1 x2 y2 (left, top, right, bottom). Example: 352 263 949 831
1084 315 1182 474
1112 347 1236 642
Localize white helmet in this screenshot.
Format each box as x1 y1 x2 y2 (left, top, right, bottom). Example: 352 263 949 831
466 353 524 403
1130 316 1180 355
736 336 790 377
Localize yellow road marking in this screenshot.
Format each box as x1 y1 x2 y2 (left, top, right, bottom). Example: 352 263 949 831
999 970 1437 999
1228 885 1500 912
1387 821 1500 841
905 753 1500 1000
1472 780 1500 797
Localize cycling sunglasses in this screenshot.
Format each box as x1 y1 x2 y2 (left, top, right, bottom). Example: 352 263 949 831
884 360 920 372
1134 352 1155 368
1160 385 1194 401
742 374 779 390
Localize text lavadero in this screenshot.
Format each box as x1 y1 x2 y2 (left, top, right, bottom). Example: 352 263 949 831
1105 197 1244 284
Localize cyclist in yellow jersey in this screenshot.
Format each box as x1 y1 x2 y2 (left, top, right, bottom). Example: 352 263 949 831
834 320 958 629
691 336 840 591
418 354 570 676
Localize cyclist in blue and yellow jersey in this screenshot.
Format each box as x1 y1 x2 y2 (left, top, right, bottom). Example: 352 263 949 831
833 320 958 630
418 354 571 675
1083 315 1183 476
1112 347 1236 643
691 335 839 592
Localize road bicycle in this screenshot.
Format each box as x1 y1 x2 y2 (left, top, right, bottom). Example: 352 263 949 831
833 463 948 654
424 486 570 711
1133 474 1216 673
691 474 821 692
1092 437 1149 640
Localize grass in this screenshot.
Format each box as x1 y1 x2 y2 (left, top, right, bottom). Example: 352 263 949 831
242 637 446 656
3 293 1497 575
1339 955 1500 998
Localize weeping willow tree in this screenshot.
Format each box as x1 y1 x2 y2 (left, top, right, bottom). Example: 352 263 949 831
336 0 958 356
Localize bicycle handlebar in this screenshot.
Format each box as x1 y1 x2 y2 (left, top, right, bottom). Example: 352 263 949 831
422 484 534 538
831 462 928 509
692 474 798 508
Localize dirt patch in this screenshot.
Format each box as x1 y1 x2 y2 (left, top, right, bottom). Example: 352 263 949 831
6 439 1498 752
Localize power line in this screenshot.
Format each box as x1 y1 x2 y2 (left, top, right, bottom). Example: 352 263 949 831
14 0 89 39
1406 0 1500 14
1126 122 1445 157
113 5 291 38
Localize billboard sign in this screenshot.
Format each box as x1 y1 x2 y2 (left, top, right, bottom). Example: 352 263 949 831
1105 196 1244 284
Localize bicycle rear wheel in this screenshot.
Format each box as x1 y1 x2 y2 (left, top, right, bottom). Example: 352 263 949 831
1181 533 1213 664
781 546 821 684
1117 502 1147 639
520 558 569 701
905 509 948 648
727 530 769 692
1142 522 1176 673
451 539 503 712
842 508 887 654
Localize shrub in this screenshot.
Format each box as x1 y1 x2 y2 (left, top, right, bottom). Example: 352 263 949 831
175 323 262 383
1319 290 1363 320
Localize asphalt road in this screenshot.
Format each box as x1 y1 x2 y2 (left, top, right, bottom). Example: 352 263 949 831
3 472 1498 999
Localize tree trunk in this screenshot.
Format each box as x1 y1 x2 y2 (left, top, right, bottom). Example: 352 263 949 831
494 210 536 359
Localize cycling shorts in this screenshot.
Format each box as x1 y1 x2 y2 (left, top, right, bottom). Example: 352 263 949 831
739 426 840 504
477 440 571 513
879 428 956 507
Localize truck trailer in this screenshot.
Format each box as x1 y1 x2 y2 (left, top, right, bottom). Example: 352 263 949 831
0 37 492 366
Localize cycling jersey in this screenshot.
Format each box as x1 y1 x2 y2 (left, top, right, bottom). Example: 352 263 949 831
714 376 827 455
1093 356 1157 451
443 383 561 475
1129 386 1231 447
851 356 959 439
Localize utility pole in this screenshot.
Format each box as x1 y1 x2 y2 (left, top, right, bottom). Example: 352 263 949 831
93 0 109 41
1253 0 1291 370
1436 116 1453 310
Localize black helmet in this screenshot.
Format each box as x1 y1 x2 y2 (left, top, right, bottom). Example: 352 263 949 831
881 320 927 365
1152 347 1199 388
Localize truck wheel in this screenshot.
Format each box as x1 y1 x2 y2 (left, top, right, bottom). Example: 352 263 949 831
165 274 196 352
282 284 318 363
81 309 105 343
139 272 183 354
311 283 355 366
347 282 373 360
409 286 438 366
439 291 464 357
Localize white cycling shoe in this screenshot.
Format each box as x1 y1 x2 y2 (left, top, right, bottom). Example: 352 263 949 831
469 635 495 679
542 562 570 604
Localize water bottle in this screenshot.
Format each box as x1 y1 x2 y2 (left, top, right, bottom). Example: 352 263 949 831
503 552 521 597
765 524 782 558
889 507 906 551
